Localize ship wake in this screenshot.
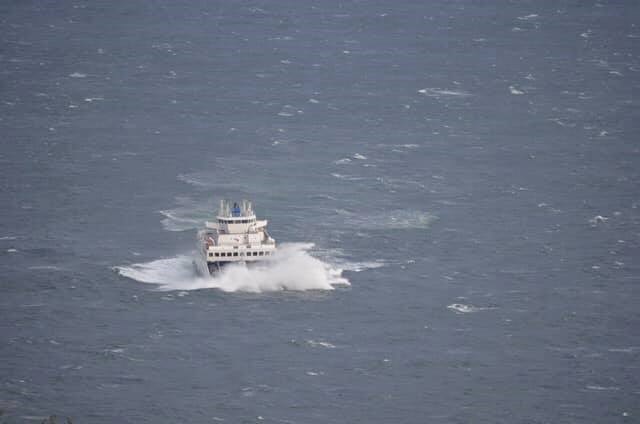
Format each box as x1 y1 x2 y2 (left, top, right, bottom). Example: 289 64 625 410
115 243 351 293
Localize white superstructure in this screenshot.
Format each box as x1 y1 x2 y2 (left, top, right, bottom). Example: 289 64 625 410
199 200 276 273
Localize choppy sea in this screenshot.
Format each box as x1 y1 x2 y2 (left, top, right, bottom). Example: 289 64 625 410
1 1 639 422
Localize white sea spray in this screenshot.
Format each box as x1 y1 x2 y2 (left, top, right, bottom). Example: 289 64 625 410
116 243 352 293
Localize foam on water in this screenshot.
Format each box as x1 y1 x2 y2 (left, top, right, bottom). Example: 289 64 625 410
333 158 352 165
176 171 247 191
418 88 471 98
585 385 620 392
447 303 494 314
589 215 608 226
330 173 366 181
314 247 386 272
159 210 204 232
116 243 351 293
159 197 222 231
337 209 437 230
177 173 210 187
28 265 64 271
517 14 539 21
306 340 337 349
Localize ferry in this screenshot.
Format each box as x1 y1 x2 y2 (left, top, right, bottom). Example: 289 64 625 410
199 200 276 274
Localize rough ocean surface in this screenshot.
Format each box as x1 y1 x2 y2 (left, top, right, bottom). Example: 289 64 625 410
1 1 639 423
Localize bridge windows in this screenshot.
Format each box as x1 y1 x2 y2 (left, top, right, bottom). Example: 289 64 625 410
210 250 273 258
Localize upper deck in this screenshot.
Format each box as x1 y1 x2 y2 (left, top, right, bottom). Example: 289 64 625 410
217 199 255 220
205 200 268 235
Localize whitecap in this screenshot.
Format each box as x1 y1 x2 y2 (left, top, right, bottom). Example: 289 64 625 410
269 36 294 41
330 173 365 181
159 210 203 232
28 265 63 271
277 104 299 117
376 143 420 154
316 248 385 272
340 209 437 230
68 72 87 78
352 153 367 160
509 85 525 95
306 340 336 349
549 118 576 128
333 158 352 165
585 385 619 391
517 14 539 20
588 215 608 226
177 173 209 187
447 303 492 313
308 194 338 201
341 260 385 272
608 347 638 353
418 88 471 98
376 176 426 191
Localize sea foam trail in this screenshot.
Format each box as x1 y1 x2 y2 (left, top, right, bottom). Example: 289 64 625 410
115 243 351 293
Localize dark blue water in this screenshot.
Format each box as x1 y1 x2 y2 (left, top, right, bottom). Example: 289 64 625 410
2 1 639 422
